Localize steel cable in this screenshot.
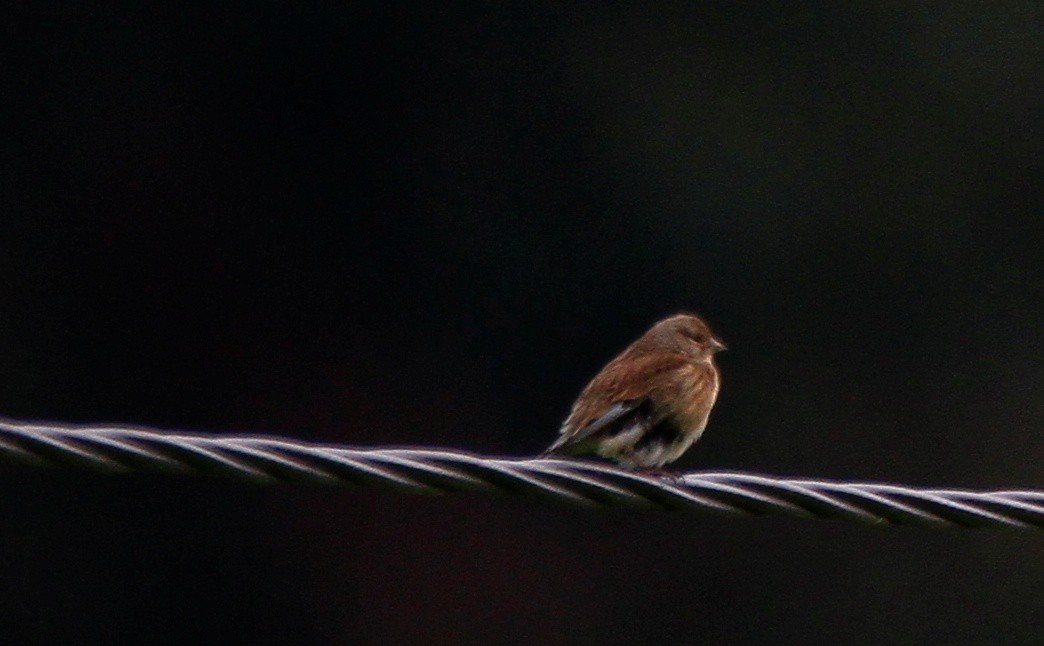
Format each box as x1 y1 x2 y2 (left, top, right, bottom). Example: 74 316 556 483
1 418 1042 529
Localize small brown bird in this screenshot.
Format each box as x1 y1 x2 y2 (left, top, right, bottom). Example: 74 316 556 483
546 313 725 469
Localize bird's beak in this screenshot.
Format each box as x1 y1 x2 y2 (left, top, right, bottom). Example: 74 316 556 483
710 337 727 353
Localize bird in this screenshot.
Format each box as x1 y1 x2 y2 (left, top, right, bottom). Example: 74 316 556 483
545 313 725 470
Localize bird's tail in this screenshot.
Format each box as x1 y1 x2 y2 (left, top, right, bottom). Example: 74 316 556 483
538 443 562 460
540 432 598 458
538 433 572 458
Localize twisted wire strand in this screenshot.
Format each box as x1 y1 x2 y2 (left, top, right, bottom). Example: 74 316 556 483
1 418 1042 530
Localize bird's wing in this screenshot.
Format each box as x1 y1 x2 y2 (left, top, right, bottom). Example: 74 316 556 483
547 399 647 454
549 352 689 455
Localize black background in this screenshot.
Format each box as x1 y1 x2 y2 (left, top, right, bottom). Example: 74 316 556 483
3 3 1042 644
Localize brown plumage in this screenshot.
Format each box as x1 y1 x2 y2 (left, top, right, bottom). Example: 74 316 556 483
547 313 725 469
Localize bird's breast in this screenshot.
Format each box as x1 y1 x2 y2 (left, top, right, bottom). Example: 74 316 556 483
670 361 720 435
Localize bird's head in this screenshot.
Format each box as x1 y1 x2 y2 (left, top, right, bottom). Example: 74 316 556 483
654 313 727 358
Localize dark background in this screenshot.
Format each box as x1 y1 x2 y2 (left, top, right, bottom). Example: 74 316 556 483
3 2 1042 644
